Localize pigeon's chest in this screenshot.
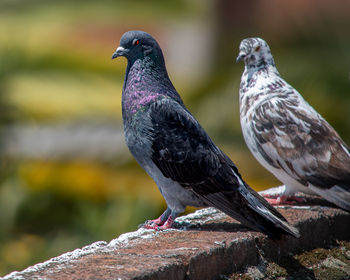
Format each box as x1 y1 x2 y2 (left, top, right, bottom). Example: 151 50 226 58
122 86 159 119
123 107 154 164
240 86 269 129
239 87 271 155
240 71 268 113
122 89 159 150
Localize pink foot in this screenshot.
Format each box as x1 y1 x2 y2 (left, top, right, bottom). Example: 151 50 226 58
263 194 306 205
143 216 175 231
146 216 165 226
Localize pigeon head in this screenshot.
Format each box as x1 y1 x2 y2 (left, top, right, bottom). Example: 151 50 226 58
236 38 275 68
112 30 165 66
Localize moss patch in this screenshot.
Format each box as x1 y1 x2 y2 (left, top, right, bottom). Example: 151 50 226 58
228 240 350 280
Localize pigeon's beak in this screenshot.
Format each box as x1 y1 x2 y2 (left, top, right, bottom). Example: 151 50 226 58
236 51 246 63
112 46 127 59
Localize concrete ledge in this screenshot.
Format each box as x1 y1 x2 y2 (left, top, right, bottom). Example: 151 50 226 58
3 205 350 280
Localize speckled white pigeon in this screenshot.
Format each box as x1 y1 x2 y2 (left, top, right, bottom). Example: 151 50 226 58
237 37 350 211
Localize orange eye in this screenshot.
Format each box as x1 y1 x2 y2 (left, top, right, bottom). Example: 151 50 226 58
133 39 140 46
255 46 261 52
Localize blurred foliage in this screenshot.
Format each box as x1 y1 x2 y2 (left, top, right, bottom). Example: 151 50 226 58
6 72 122 121
0 0 349 276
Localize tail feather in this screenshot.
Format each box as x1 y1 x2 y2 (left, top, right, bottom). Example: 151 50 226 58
310 184 350 212
240 183 300 238
201 183 300 239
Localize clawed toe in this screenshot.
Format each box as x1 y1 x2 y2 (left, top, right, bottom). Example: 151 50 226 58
143 222 161 230
263 195 305 206
142 215 175 231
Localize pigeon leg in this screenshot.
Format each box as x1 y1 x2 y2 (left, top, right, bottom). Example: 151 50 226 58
144 209 179 230
144 208 171 228
156 215 175 230
260 186 305 205
263 195 305 205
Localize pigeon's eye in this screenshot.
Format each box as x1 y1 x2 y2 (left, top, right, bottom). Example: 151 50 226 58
255 46 261 52
133 39 140 46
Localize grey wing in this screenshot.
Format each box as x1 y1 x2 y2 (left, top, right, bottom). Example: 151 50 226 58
146 97 300 237
147 97 242 194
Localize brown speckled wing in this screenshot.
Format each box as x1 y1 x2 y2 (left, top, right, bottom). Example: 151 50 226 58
250 93 350 190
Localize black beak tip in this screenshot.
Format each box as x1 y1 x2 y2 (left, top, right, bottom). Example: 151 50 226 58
112 47 125 60
236 52 247 63
236 55 243 63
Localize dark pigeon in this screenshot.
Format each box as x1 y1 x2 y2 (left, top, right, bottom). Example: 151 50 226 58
237 37 350 211
112 30 300 238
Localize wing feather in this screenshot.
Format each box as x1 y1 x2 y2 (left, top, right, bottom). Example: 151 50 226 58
250 91 350 189
149 97 240 190
145 97 300 237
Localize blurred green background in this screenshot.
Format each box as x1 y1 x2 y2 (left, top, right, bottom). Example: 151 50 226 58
0 0 349 275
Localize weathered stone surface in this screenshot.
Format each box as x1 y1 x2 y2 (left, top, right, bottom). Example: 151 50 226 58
230 240 350 280
2 204 350 280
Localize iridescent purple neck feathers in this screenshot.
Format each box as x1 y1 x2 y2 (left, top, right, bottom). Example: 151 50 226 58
122 57 182 123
